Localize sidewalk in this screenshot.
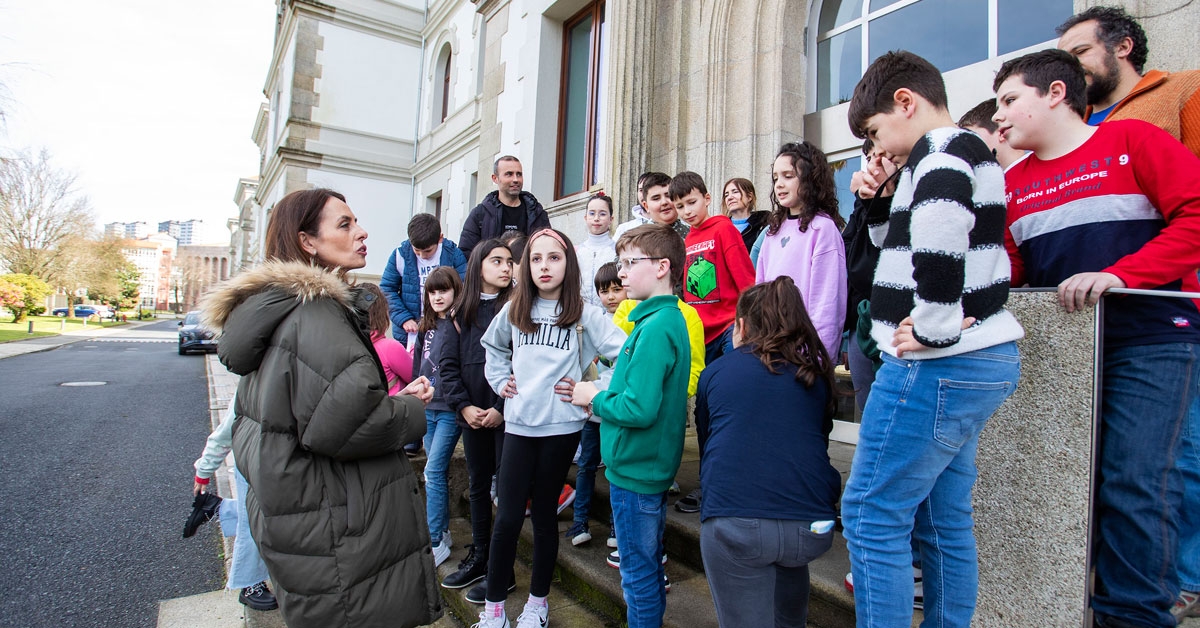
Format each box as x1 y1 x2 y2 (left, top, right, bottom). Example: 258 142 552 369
0 319 160 360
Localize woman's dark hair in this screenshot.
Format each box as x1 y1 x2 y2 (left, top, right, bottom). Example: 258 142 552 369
457 239 513 328
720 177 757 215
362 283 390 338
500 229 527 262
264 188 347 266
509 229 583 334
768 142 844 236
417 266 463 334
735 276 838 418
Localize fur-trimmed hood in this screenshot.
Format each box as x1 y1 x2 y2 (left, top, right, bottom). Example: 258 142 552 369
201 260 353 333
201 261 359 377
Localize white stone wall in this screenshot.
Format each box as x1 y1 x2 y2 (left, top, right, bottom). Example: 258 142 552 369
312 21 421 142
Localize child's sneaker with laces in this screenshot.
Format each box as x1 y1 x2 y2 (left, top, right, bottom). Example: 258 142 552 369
564 521 591 546
556 484 576 514
515 601 549 628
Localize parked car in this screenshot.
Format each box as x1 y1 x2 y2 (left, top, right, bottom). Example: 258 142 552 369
178 311 218 355
52 305 114 319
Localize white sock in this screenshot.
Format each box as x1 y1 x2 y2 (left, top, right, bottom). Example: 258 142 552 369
527 593 547 608
485 600 504 618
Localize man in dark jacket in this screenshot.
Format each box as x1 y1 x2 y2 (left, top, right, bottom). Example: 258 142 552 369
459 156 550 256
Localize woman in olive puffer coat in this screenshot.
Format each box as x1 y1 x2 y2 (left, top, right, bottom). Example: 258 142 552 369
202 188 442 628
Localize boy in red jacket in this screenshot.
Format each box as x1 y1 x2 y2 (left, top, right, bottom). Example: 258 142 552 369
672 171 755 364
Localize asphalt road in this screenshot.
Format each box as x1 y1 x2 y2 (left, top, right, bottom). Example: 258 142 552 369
0 320 224 628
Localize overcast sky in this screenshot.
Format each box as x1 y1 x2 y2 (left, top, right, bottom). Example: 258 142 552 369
0 1 276 242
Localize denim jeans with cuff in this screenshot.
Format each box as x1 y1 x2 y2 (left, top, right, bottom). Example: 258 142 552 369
424 409 462 545
610 483 667 628
573 420 602 527
842 341 1019 628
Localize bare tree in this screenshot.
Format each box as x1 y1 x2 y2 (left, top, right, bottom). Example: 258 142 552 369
0 149 95 284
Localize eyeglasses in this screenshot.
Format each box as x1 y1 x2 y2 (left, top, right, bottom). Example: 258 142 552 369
616 257 664 270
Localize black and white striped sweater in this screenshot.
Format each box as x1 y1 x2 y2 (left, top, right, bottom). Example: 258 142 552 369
867 127 1024 359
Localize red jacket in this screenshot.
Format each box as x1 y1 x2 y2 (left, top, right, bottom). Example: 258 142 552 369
682 214 755 343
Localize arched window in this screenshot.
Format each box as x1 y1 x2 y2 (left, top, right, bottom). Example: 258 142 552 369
813 0 1073 110
434 43 453 124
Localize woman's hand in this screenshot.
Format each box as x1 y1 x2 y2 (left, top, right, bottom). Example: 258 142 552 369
501 374 518 398
400 376 435 404
554 376 576 402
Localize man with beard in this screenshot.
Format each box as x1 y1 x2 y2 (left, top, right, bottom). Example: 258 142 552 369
1058 8 1200 622
1056 6 1200 156
459 155 551 257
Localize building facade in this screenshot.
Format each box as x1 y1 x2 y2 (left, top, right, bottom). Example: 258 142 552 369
121 232 177 311
242 0 1199 264
175 245 232 312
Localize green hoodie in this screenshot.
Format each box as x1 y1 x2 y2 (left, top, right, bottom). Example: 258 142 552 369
594 295 691 494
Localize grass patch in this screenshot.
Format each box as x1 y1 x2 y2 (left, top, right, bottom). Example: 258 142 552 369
0 315 128 341
0 330 56 343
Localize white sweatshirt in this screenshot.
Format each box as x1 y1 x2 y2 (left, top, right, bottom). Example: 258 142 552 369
482 298 626 437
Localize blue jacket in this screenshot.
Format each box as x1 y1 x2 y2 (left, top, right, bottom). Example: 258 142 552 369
379 239 467 339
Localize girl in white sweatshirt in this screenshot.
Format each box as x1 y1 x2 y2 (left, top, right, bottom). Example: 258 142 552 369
477 228 625 628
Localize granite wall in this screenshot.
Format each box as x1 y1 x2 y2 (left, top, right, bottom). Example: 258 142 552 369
974 290 1101 627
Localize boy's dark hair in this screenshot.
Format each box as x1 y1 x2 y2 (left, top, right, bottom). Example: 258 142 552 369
457 238 512 329
593 261 621 292
407 213 442 249
957 99 999 133
615 224 685 291
848 51 948 140
768 141 843 236
993 49 1087 119
509 229 583 333
861 138 874 156
668 171 707 200
418 266 464 334
640 172 672 195
500 229 526 261
1056 6 1148 74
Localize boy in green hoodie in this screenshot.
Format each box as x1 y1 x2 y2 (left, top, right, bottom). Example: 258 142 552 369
570 223 691 628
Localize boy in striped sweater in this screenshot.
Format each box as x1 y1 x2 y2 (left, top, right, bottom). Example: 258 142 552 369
840 51 1025 628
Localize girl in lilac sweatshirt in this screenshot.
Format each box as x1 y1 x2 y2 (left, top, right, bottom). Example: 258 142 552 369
756 141 847 358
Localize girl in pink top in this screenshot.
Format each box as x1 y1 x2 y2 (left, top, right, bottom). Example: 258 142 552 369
756 141 847 359
364 283 414 395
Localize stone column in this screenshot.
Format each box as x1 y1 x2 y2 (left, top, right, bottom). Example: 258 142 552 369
600 0 657 218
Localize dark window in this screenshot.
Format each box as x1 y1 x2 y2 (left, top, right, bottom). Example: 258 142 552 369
555 2 607 199
440 48 452 122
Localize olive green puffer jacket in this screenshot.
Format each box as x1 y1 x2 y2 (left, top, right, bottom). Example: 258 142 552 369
202 261 441 628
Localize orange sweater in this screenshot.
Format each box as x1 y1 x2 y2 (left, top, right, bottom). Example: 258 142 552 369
1094 69 1200 158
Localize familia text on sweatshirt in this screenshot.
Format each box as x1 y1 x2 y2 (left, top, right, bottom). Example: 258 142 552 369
682 214 755 343
482 298 626 437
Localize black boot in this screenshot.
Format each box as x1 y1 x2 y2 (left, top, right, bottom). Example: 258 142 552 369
238 581 278 611
464 570 516 605
441 543 488 589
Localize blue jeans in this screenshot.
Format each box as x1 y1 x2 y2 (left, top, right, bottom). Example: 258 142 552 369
228 467 270 589
701 517 833 628
705 326 735 365
610 483 667 628
842 342 1020 628
1180 391 1200 593
573 421 601 527
1093 342 1199 628
423 409 461 544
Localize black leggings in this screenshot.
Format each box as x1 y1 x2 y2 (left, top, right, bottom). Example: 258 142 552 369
486 431 581 601
461 424 505 549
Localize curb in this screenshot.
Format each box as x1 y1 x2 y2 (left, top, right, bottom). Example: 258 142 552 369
0 319 163 359
202 353 240 593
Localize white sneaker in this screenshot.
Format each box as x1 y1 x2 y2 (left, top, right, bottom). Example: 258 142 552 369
515 601 549 628
471 611 510 628
432 535 451 568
